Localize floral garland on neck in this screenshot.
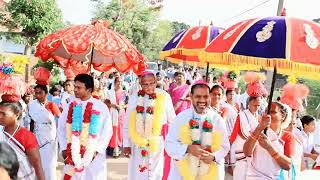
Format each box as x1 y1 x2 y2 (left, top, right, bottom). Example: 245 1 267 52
128 90 165 172
65 100 102 175
177 116 222 180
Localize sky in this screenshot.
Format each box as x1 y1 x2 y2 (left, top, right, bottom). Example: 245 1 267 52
57 0 320 28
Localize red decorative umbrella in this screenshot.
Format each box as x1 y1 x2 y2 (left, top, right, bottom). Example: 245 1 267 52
200 16 320 80
35 20 146 75
160 25 222 67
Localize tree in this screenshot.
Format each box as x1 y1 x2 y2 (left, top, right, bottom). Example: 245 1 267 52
301 79 320 116
0 0 64 80
94 0 171 61
171 21 190 35
144 20 173 60
313 18 320 24
0 0 64 54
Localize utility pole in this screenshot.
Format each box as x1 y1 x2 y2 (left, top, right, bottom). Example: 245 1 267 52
277 0 285 16
265 0 285 92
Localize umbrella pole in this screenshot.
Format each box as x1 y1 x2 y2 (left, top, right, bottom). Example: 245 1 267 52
265 66 277 135
205 62 209 82
89 45 94 73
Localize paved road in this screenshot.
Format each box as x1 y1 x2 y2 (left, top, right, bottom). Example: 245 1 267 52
56 157 320 179
56 156 128 180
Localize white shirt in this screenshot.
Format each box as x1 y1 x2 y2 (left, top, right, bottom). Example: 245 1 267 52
301 130 315 153
57 97 113 155
165 107 230 180
239 92 249 110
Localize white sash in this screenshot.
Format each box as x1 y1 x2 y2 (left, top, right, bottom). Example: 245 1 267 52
0 131 35 180
28 101 56 148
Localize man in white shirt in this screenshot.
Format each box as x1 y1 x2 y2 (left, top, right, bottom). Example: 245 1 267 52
58 74 113 180
165 80 229 180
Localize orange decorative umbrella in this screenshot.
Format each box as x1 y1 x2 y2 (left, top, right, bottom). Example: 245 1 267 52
160 25 222 67
35 20 146 75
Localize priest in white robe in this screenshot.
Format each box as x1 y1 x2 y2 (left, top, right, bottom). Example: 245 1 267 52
58 74 113 180
165 80 230 180
123 71 175 180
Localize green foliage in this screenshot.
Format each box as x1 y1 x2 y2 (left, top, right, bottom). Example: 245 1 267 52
171 21 190 34
302 79 320 116
209 68 224 80
94 0 158 56
227 71 237 80
94 0 180 61
0 54 5 63
144 20 173 60
0 0 64 46
32 60 61 85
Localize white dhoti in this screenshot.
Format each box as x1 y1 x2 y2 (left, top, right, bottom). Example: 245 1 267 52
128 141 164 180
39 140 57 180
124 89 176 180
63 153 107 180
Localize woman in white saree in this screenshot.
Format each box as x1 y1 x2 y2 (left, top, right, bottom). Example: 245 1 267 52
243 102 292 180
28 84 61 180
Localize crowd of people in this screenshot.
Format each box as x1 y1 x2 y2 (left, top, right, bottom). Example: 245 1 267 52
0 62 319 180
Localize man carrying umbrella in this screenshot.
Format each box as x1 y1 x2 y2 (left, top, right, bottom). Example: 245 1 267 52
123 71 175 180
57 74 113 180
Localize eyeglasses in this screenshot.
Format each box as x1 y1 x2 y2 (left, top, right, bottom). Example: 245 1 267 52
141 82 156 87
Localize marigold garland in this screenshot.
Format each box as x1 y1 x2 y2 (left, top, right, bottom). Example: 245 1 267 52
177 122 222 180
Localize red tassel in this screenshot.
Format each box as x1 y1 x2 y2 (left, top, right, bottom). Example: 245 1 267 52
63 174 72 180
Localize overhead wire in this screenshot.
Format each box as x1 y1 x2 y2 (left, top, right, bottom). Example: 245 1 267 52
219 0 273 26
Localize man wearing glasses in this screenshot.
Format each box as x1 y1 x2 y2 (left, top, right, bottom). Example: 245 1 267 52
123 71 176 180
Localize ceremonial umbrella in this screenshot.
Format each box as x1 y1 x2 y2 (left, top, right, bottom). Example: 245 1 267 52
200 16 320 80
35 20 146 75
201 16 320 134
160 25 222 80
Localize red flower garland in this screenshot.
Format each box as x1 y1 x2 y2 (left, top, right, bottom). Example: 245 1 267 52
65 143 86 165
138 90 145 96
67 101 77 123
136 106 144 113
135 90 158 173
141 149 149 157
146 107 154 114
189 119 199 129
65 101 94 165
149 93 156 99
203 120 213 130
83 102 93 123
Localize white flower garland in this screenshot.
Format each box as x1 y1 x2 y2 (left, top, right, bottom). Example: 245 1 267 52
71 136 98 172
68 101 101 172
189 119 213 176
135 93 156 139
71 135 83 171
